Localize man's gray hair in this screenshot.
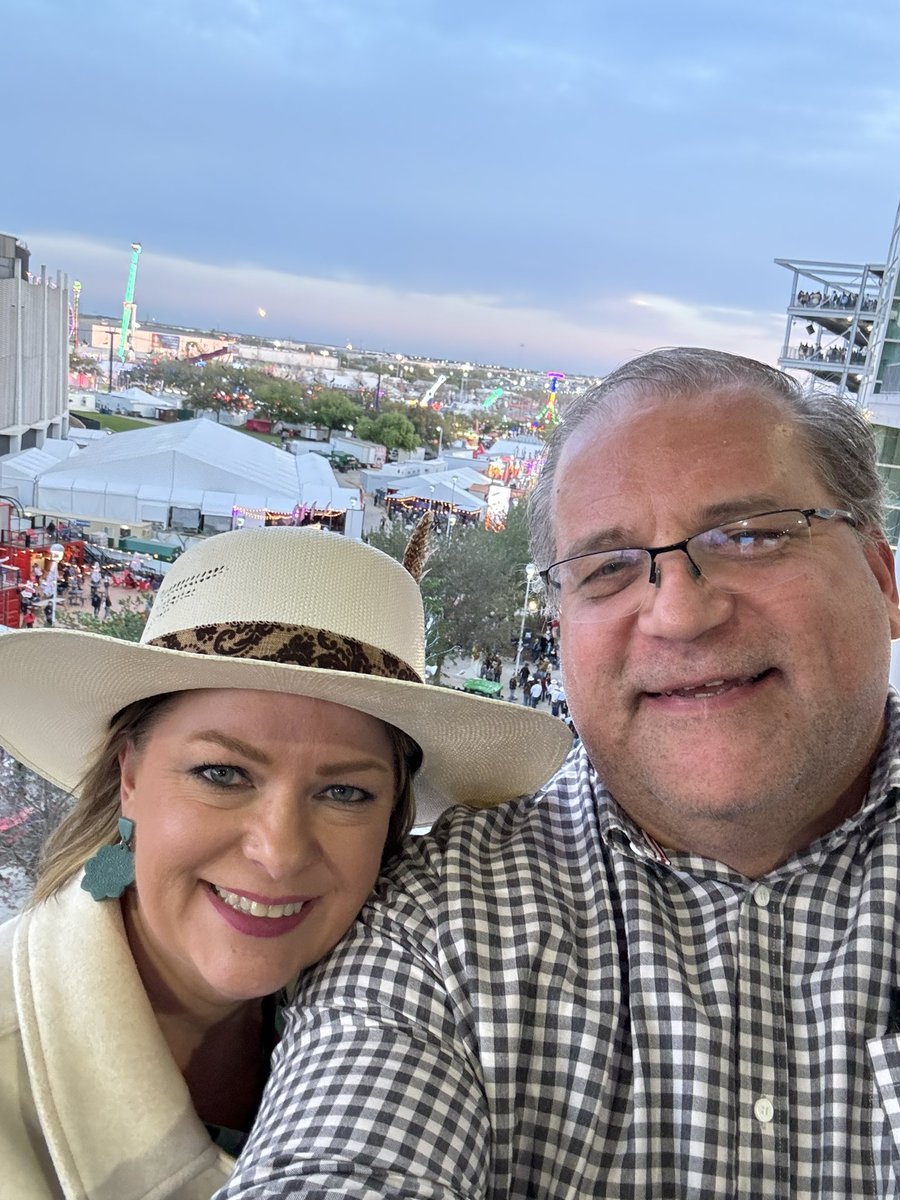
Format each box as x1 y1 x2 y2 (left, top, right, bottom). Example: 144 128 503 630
528 346 887 573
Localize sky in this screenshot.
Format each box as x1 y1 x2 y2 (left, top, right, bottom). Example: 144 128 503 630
5 0 900 376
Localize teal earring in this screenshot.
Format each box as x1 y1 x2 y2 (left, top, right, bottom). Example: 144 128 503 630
81 817 136 901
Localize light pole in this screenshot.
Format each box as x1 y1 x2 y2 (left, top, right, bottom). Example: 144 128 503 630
447 475 458 540
105 328 117 393
513 563 537 679
48 542 65 627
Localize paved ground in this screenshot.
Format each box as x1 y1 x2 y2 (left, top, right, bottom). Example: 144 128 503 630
25 580 149 627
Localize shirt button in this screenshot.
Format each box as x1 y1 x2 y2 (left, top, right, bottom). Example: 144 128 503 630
753 884 771 907
754 1096 775 1123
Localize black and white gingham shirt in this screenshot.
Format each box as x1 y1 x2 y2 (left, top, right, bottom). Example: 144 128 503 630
220 695 900 1199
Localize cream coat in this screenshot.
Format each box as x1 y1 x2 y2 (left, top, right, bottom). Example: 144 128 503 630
0 877 234 1200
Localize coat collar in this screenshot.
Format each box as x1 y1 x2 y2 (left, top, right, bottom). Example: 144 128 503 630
13 877 233 1199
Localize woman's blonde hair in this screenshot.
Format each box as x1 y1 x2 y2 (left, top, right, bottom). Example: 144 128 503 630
31 691 421 905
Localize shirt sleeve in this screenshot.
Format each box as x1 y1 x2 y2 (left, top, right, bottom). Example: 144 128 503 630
214 855 492 1200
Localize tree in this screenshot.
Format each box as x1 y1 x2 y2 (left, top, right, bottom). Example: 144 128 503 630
304 388 365 435
184 363 254 421
369 503 536 684
248 376 308 424
68 351 103 381
0 749 72 913
128 358 197 394
355 411 418 451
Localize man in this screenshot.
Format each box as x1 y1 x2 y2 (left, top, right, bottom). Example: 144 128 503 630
218 348 900 1198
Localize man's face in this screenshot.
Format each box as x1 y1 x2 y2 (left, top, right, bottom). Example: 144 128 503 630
553 389 900 851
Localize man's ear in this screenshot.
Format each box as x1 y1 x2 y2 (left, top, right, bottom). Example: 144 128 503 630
863 533 900 639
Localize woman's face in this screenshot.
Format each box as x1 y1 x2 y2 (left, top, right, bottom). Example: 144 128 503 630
118 688 396 1014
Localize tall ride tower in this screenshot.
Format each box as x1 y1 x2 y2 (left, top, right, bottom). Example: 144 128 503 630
117 242 142 361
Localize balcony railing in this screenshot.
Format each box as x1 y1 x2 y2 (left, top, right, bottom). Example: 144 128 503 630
781 344 868 366
791 292 878 313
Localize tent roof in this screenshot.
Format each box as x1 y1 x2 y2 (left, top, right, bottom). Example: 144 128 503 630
108 386 159 401
0 446 71 482
30 419 359 519
385 477 487 508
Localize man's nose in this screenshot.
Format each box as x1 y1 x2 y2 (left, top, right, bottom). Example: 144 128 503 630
635 549 735 640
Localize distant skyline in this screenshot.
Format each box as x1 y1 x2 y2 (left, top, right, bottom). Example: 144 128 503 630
6 0 900 374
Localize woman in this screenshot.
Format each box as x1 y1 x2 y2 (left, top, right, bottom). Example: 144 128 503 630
0 525 571 1199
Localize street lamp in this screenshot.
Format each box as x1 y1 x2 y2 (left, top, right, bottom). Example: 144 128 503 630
447 474 458 540
48 542 65 627
104 328 118 393
513 563 537 679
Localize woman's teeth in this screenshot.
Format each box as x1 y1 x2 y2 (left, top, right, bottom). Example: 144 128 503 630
212 883 305 918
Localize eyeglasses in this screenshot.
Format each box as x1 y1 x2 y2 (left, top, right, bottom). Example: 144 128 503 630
541 508 857 624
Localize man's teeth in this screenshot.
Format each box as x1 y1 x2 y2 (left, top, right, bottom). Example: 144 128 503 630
663 678 734 698
212 884 305 918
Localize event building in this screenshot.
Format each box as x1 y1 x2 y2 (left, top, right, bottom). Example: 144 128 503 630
0 234 70 456
777 200 900 542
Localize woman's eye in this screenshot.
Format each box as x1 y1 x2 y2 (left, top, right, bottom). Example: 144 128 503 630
321 784 373 805
193 764 245 788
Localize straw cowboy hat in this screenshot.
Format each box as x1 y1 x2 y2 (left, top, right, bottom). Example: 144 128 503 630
0 526 571 822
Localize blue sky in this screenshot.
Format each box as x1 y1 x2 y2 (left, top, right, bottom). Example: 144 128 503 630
6 0 900 374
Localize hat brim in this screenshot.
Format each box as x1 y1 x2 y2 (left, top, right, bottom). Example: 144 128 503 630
0 628 571 823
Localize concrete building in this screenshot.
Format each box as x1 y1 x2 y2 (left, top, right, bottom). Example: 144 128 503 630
776 200 900 543
0 234 70 456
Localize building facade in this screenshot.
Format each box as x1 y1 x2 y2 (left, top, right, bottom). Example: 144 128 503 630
776 201 900 543
0 234 70 457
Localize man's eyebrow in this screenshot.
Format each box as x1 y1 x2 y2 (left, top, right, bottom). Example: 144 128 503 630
553 525 635 562
553 496 788 562
692 495 787 528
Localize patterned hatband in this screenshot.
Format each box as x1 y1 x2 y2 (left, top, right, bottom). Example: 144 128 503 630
148 621 422 683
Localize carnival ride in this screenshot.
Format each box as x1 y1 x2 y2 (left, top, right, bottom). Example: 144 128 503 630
538 371 565 426
419 374 447 407
184 345 232 365
117 242 143 361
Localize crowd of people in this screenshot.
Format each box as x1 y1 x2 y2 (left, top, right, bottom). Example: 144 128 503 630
17 560 113 627
796 288 878 311
794 340 868 364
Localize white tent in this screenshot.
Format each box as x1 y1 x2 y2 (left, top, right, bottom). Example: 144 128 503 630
30 419 359 527
383 475 487 510
0 441 78 505
109 386 159 403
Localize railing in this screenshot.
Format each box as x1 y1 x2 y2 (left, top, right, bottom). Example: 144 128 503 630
791 294 879 314
781 345 868 366
0 530 52 551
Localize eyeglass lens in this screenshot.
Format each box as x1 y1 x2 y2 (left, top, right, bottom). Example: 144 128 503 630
554 511 813 623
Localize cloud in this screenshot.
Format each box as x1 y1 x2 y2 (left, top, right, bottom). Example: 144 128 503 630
30 232 784 375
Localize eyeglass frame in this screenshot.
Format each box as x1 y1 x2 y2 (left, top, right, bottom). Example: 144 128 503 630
539 507 859 594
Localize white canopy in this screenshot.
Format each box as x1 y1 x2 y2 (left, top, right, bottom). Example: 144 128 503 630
0 441 78 505
17 419 358 526
384 475 487 510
